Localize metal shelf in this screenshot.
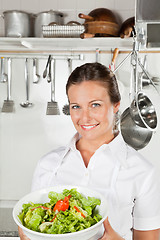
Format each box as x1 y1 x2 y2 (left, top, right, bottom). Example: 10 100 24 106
0 37 133 54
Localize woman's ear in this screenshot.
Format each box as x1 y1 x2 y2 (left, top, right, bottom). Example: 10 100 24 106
114 101 120 113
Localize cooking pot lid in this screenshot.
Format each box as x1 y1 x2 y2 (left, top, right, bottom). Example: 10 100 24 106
36 9 63 17
3 10 31 15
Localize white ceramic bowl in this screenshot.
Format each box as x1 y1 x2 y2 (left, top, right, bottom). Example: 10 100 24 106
13 185 108 240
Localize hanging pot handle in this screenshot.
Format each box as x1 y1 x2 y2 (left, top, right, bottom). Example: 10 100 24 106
78 13 94 21
80 33 95 39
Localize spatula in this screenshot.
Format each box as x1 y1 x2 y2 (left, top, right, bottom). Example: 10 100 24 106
2 58 14 113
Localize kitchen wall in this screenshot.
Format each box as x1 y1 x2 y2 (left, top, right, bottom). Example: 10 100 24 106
0 0 160 204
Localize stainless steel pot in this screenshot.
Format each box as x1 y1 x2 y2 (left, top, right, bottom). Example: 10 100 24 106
2 10 32 37
120 107 153 150
34 10 64 37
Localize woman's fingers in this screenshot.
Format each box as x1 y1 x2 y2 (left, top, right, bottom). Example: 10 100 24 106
98 217 125 240
98 217 111 239
103 217 114 234
18 226 31 240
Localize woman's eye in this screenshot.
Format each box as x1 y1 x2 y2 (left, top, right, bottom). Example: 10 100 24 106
71 105 80 109
92 103 101 108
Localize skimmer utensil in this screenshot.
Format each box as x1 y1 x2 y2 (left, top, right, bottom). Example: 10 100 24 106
46 58 60 115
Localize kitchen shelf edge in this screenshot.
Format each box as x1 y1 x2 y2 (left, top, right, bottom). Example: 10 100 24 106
0 37 133 52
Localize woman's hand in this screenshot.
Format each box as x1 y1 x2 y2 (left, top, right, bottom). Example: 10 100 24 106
99 217 125 240
18 227 30 240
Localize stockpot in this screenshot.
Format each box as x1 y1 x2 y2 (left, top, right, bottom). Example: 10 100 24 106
2 10 33 37
34 10 64 37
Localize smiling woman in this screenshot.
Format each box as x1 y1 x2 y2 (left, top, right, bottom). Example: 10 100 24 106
67 62 121 149
68 80 120 159
19 63 160 240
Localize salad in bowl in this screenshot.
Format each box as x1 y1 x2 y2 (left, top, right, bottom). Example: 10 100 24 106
13 185 108 240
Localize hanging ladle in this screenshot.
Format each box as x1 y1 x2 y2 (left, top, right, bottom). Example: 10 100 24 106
20 58 32 108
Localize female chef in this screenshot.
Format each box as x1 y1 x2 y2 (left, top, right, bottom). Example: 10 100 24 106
19 62 160 240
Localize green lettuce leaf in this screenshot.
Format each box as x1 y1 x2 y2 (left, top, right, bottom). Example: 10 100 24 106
48 191 65 204
28 214 42 231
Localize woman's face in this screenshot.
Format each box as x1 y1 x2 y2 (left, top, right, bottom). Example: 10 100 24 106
68 81 120 142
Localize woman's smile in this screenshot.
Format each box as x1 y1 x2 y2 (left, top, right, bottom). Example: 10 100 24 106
80 123 100 131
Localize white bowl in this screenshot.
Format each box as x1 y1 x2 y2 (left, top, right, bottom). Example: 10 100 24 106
13 185 108 240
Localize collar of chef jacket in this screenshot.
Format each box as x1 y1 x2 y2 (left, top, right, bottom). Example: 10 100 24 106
60 132 129 170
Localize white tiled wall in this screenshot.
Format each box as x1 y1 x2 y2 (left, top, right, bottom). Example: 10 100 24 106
0 0 135 36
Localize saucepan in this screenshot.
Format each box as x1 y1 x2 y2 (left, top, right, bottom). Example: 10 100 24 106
120 107 153 150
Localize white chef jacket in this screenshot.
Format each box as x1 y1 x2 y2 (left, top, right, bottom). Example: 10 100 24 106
31 133 160 239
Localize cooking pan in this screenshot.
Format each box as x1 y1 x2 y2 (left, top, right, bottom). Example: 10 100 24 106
79 8 119 38
120 107 153 150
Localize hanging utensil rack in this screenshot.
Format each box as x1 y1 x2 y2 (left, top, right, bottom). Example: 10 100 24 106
0 54 84 60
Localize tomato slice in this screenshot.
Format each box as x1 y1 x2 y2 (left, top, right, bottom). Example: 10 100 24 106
53 195 71 212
